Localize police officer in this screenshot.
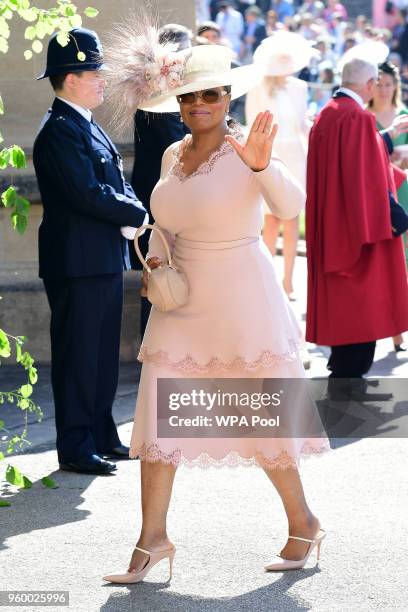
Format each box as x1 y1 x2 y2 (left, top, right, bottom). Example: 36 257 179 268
33 28 147 475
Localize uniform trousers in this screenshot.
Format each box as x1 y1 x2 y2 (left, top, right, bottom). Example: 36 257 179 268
43 273 123 462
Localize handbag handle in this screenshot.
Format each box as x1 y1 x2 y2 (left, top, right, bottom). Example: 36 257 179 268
134 224 173 274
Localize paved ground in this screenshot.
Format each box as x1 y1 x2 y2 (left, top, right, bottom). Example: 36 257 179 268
1 255 407 612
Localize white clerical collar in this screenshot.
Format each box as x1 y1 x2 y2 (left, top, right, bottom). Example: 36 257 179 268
56 96 92 122
337 87 364 109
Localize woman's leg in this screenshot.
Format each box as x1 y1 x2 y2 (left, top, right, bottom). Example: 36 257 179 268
282 217 299 296
128 460 177 572
262 214 281 256
263 464 320 560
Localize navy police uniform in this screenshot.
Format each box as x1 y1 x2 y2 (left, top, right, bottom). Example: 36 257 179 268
33 29 147 468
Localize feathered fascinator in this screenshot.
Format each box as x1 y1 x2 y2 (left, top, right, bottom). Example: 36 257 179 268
104 13 263 123
103 16 189 129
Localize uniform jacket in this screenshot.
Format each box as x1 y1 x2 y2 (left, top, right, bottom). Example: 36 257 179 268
33 97 146 279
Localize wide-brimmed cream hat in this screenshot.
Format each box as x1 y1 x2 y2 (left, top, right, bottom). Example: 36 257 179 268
337 40 389 73
253 32 316 77
138 44 263 112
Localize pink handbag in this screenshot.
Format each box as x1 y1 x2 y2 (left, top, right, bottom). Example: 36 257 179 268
134 224 189 312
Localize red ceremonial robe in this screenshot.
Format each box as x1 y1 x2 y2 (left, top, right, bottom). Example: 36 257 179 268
306 96 408 346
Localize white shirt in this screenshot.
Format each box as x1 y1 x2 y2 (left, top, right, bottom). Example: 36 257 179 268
56 96 92 122
216 8 244 54
336 87 364 109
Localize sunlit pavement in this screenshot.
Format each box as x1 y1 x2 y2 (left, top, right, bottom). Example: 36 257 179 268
0 255 407 612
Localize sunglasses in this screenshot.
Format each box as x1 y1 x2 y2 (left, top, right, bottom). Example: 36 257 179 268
176 89 229 105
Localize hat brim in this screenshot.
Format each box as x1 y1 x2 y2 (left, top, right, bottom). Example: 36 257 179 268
254 32 317 77
262 55 313 77
138 63 263 112
337 41 389 72
37 62 108 80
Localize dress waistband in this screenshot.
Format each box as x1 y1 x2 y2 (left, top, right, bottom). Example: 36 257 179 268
174 236 259 251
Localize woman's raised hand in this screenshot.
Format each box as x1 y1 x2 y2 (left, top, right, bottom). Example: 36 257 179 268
225 111 278 172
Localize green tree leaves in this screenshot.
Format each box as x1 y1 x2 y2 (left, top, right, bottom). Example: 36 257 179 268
24 24 35 39
19 384 32 398
31 38 42 53
41 476 57 488
1 149 29 232
6 465 25 487
0 332 40 415
84 7 98 18
56 30 69 46
10 145 26 168
0 329 11 358
1 184 30 235
0 1 99 59
0 145 26 169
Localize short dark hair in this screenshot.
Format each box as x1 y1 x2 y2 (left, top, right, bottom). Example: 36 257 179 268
49 71 84 92
197 21 221 36
245 6 261 18
49 73 68 91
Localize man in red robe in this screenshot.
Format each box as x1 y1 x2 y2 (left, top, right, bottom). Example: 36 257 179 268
306 57 408 378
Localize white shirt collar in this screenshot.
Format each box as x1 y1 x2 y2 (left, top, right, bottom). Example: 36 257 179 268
56 96 92 122
337 87 364 109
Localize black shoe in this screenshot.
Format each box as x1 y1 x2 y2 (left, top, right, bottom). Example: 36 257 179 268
59 454 117 475
349 380 393 402
99 444 130 460
327 379 393 403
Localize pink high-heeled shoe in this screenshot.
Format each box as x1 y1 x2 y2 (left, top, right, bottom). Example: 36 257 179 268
264 529 326 571
102 545 176 584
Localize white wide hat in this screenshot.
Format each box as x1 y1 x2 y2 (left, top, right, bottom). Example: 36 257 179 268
138 45 263 112
337 40 389 73
253 32 316 77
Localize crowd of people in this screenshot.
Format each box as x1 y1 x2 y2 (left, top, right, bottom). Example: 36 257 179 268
195 0 408 113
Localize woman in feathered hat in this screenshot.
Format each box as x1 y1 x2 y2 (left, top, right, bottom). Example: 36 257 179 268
103 26 329 583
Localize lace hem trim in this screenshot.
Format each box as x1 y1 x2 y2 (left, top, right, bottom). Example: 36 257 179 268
137 344 301 373
170 125 244 182
130 442 330 469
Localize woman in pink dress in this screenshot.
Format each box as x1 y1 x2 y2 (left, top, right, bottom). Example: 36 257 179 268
103 40 329 583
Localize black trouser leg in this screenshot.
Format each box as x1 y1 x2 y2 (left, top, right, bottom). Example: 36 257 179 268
93 274 123 452
327 341 376 378
44 274 123 463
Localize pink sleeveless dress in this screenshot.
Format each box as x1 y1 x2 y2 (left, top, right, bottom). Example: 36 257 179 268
129 130 330 468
